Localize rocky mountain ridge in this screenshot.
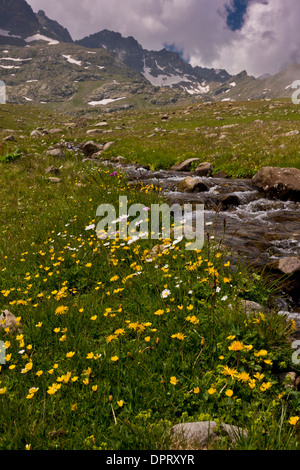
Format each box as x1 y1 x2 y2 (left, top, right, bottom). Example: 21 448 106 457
76 29 232 95
0 0 299 109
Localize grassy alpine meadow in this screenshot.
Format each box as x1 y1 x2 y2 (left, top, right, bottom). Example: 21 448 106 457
0 101 300 450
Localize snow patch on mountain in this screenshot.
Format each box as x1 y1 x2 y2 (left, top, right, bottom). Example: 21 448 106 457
0 29 22 38
185 83 210 95
62 55 82 66
88 97 126 106
25 34 59 45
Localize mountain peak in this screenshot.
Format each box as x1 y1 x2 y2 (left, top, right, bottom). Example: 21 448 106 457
0 0 73 44
77 29 232 93
0 0 39 37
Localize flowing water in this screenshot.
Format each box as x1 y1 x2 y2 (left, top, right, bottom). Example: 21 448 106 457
125 165 300 312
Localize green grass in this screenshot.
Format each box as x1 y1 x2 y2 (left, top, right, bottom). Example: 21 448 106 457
0 101 299 450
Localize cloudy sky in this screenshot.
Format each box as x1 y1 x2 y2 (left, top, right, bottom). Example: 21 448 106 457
26 0 300 77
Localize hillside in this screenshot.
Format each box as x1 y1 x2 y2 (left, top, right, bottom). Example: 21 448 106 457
0 0 299 109
0 42 187 112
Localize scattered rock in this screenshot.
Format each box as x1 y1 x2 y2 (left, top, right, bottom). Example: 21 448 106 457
64 122 77 129
170 421 247 449
280 130 299 137
3 135 16 142
171 158 200 172
45 166 61 176
205 133 218 138
277 372 298 389
240 300 265 314
46 149 65 159
252 167 300 201
222 124 238 129
0 310 22 334
177 176 209 193
30 129 43 138
111 156 126 163
82 141 103 157
86 129 103 135
103 141 115 151
82 158 100 164
48 177 62 184
48 128 63 134
95 121 109 127
195 162 213 177
90 151 102 160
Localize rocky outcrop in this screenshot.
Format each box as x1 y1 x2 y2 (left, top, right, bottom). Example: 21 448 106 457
170 421 247 449
252 167 300 201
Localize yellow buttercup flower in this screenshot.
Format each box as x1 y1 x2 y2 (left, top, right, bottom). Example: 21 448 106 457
66 351 75 358
154 309 164 316
55 305 68 315
228 341 244 351
170 376 178 386
289 416 299 426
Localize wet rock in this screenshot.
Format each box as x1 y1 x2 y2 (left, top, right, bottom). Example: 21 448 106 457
267 257 300 304
213 171 228 179
195 162 213 177
219 195 240 210
177 176 209 193
170 421 247 449
252 167 300 201
171 158 200 172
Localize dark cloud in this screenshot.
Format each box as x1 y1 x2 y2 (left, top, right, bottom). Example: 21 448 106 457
26 0 300 77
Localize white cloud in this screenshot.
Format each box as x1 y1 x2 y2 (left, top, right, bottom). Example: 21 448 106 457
27 0 300 77
209 0 300 76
